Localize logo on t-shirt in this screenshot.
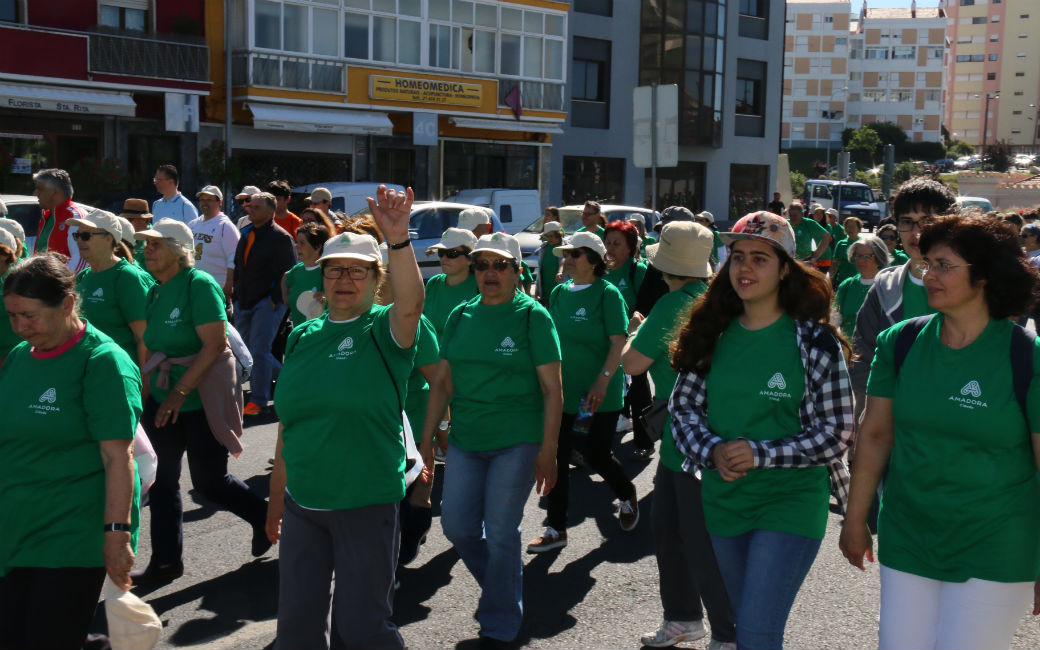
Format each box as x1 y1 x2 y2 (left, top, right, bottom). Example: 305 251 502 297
618 279 628 289
572 306 588 322
950 379 987 409
87 287 105 303
760 372 793 402
30 387 60 414
165 306 183 326
339 337 354 351
92 288 103 298
330 336 357 360
495 335 518 356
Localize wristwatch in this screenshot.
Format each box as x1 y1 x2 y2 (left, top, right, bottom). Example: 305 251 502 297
104 522 131 533
600 370 611 378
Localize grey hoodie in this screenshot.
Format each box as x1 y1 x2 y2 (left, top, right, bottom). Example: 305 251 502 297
850 261 918 393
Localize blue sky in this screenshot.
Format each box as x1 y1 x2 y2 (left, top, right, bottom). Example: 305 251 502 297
858 0 940 7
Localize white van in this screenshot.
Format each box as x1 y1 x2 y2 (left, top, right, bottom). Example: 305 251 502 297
444 188 540 232
291 182 406 216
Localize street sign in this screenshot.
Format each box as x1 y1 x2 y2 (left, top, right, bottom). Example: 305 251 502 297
632 84 678 168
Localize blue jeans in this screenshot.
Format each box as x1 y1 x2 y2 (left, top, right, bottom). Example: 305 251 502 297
440 442 539 642
234 299 286 405
710 530 822 650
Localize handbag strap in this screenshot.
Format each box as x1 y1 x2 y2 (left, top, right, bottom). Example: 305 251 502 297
368 323 413 469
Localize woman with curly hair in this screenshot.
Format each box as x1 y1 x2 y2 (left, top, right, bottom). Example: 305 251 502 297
840 215 1040 650
603 220 647 316
670 211 854 650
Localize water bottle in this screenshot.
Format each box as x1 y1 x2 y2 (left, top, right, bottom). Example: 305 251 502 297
573 392 593 435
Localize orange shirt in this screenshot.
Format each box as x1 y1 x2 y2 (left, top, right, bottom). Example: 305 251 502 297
275 211 302 238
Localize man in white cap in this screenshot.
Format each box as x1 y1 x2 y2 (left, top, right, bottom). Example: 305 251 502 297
457 206 492 238
537 220 564 302
190 185 240 298
235 185 261 228
309 187 333 216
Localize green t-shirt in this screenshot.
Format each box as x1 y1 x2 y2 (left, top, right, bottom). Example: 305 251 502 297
827 223 846 251
709 231 725 266
832 237 859 286
640 235 656 255
75 259 153 361
602 258 647 316
0 322 142 575
867 315 1040 583
133 240 152 275
630 282 707 472
901 273 932 320
284 262 324 327
790 217 830 260
520 261 534 289
890 249 909 267
440 291 561 451
0 272 20 359
275 306 415 509
423 273 479 338
539 246 561 299
405 315 439 443
576 225 606 240
702 314 830 540
835 275 873 340
143 267 227 412
548 280 627 414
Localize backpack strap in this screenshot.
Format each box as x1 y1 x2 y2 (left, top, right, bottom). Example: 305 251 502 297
893 315 933 375
1010 324 1035 419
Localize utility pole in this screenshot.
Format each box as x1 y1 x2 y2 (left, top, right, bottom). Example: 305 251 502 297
981 91 999 162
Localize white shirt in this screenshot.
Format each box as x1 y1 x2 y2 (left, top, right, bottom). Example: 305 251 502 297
188 212 240 283
152 192 199 225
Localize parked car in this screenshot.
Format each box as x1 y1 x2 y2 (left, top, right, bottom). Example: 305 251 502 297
933 158 956 172
291 182 406 218
513 204 661 271
955 195 994 213
0 194 98 252
443 188 541 230
803 180 885 229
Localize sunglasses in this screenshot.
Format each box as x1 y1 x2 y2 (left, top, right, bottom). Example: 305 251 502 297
474 259 514 272
879 234 897 241
563 249 585 259
437 249 467 259
72 231 108 241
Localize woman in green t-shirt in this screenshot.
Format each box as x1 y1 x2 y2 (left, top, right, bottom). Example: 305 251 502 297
670 211 854 650
280 221 330 328
603 220 648 315
266 187 424 650
621 221 736 649
841 215 1040 649
878 223 909 266
832 234 890 341
0 254 141 649
69 210 152 365
830 217 862 287
421 232 562 645
423 227 479 338
132 218 270 585
527 230 637 554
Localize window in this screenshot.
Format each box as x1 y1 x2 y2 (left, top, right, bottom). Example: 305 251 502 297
1021 14 1030 18
574 0 612 16
960 0 974 5
100 3 148 32
893 46 914 59
729 165 769 221
647 162 706 214
865 48 888 60
849 71 862 81
930 46 943 58
925 90 940 102
1014 90 1024 96
1011 128 1022 134
738 0 768 39
563 157 624 204
735 59 766 137
987 72 996 80
955 54 984 62
256 1 341 57
836 37 847 46
824 16 833 23
1013 110 1023 115
891 90 913 103
863 90 886 102
991 15 1000 22
1018 52 1028 57
1016 71 1025 77
572 61 602 101
1019 33 1029 38
972 17 987 24
990 34 999 42
571 37 610 128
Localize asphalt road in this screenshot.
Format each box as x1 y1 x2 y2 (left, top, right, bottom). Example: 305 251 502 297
105 414 1040 650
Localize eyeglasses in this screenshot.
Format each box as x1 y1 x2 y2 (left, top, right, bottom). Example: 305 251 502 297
879 234 897 242
897 216 935 232
915 260 972 275
437 249 467 259
563 249 586 259
474 259 514 272
152 177 170 184
322 265 373 280
582 211 596 217
851 253 875 261
72 231 108 241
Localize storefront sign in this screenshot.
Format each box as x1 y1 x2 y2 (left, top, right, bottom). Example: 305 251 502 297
370 75 483 107
0 83 136 117
11 157 31 174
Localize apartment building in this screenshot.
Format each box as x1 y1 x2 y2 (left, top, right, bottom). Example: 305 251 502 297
942 0 1040 151
782 1 946 150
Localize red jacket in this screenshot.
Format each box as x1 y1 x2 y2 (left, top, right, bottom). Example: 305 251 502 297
36 198 88 271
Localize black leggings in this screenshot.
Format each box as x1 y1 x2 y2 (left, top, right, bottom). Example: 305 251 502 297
547 410 636 531
625 372 654 450
0 566 106 650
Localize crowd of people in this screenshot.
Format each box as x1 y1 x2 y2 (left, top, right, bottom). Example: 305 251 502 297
0 167 1037 650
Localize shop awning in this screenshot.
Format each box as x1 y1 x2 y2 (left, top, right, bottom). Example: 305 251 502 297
450 117 564 134
0 83 136 117
248 103 392 135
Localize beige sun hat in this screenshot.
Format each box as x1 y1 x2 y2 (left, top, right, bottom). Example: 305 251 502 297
0 217 25 246
317 231 382 263
196 185 223 201
471 232 521 259
458 207 492 232
426 227 479 254
553 231 608 260
114 216 137 246
68 209 124 242
309 187 333 203
646 221 714 278
134 217 195 249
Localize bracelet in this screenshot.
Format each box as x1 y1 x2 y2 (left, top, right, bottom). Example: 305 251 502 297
174 385 191 397
388 239 411 250
103 522 131 533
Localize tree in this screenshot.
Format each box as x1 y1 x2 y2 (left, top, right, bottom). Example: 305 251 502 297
984 139 1012 172
790 170 807 197
948 140 975 157
893 161 924 186
848 126 882 166
854 170 881 189
864 121 909 149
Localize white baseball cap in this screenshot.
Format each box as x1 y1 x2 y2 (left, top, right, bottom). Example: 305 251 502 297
458 207 491 232
0 227 16 254
197 185 223 201
472 232 520 260
68 210 124 242
696 211 715 225
0 217 25 245
541 220 564 235
553 231 608 260
627 213 646 227
235 185 261 200
114 216 137 246
317 231 382 263
426 227 478 254
134 217 195 250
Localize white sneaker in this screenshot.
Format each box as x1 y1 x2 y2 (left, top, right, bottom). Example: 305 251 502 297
640 619 706 647
706 640 737 650
526 526 568 553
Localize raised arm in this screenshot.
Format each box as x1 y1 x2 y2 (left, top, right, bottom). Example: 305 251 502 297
368 186 423 348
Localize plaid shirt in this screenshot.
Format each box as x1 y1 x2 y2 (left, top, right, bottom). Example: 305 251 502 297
669 319 855 512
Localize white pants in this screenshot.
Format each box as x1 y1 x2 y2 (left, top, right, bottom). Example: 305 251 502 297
879 564 1033 650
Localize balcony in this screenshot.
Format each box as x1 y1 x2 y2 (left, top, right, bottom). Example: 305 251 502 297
88 28 208 82
497 78 565 112
232 51 346 93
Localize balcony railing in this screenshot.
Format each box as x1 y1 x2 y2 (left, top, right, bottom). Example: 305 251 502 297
89 28 208 82
232 51 346 93
497 79 565 112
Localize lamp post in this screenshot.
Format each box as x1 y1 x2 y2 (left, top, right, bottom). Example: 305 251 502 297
825 86 848 177
981 90 999 160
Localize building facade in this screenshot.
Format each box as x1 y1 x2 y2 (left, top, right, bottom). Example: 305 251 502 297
782 1 946 151
942 0 1040 151
206 0 567 201
0 0 210 201
550 0 784 224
